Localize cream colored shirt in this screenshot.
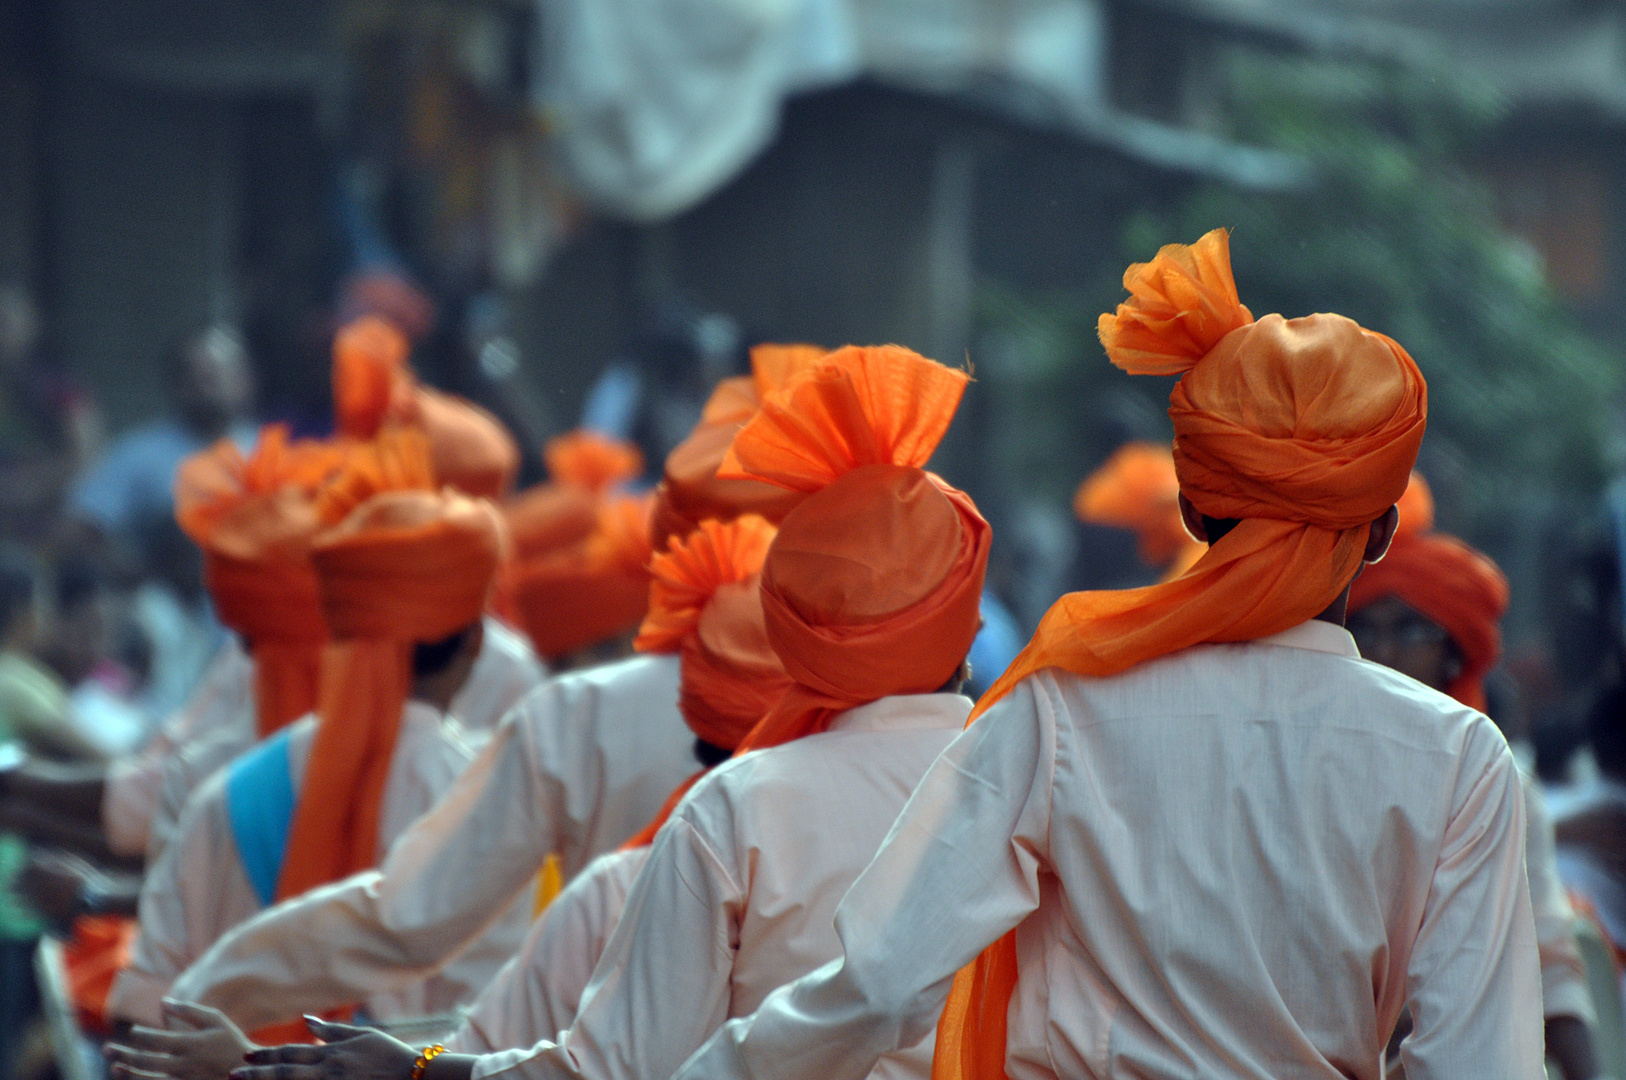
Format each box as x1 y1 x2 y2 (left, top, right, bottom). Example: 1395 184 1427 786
111 618 546 863
470 693 972 1080
449 848 650 1055
168 652 694 1030
675 622 1542 1080
1518 766 1593 1023
108 701 482 1026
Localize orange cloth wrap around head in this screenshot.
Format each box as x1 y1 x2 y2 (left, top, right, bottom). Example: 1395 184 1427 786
274 488 502 902
1073 441 1204 575
648 344 827 551
1348 474 1508 711
933 230 1428 1080
504 430 645 562
719 344 989 755
174 426 348 736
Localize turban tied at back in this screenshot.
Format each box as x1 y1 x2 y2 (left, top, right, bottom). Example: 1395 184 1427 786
275 486 502 902
621 514 792 848
934 229 1428 1080
505 430 644 562
648 343 827 551
1348 473 1508 712
173 425 348 737
718 344 990 755
1073 441 1205 578
331 315 521 499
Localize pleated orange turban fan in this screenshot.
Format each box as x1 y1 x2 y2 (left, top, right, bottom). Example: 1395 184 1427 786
1348 473 1508 711
718 344 990 754
648 344 827 551
174 425 348 736
1073 441 1204 576
505 430 643 562
331 315 521 499
277 489 503 901
933 229 1428 1080
620 514 792 848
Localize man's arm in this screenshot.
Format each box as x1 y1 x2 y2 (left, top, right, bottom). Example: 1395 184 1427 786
168 706 569 1030
675 678 1058 1080
1401 728 1544 1078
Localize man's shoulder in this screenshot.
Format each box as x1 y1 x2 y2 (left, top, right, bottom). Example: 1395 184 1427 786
504 651 682 739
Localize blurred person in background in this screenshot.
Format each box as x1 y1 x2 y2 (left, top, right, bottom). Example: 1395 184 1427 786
1346 473 1602 1079
1554 686 1626 1012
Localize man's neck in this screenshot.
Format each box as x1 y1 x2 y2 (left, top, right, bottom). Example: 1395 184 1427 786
1313 585 1353 627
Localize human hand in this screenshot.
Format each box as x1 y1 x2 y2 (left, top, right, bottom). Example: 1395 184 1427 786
231 1018 420 1080
104 1001 256 1080
18 847 95 928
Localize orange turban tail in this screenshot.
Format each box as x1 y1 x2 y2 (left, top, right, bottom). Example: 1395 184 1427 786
1348 475 1508 712
174 427 347 736
934 230 1427 1080
276 491 501 901
648 344 827 551
719 345 989 754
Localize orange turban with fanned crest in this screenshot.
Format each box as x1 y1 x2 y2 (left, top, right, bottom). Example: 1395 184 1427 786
933 229 1428 1080
505 431 643 561
648 344 827 551
1073 441 1204 576
719 344 989 755
1348 473 1508 711
174 426 348 736
331 316 521 499
277 489 503 901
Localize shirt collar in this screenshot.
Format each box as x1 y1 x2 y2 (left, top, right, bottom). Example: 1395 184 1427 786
1252 619 1361 659
827 693 973 735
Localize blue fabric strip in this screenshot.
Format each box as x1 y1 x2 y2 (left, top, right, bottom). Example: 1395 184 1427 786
224 728 296 908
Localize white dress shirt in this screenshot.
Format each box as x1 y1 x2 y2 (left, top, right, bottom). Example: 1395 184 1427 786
1517 766 1593 1022
449 848 651 1054
107 701 481 1026
674 621 1542 1080
168 652 695 1030
469 692 972 1080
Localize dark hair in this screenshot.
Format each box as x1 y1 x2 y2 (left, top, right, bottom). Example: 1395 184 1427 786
692 737 732 768
1588 681 1626 782
0 546 37 635
1200 515 1242 544
412 621 479 678
54 554 106 611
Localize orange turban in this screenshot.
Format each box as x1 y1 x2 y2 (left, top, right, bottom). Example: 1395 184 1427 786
934 230 1427 1080
331 316 521 500
174 426 347 736
1348 474 1509 711
277 489 503 901
1073 441 1204 576
719 344 989 754
505 431 644 561
648 344 827 551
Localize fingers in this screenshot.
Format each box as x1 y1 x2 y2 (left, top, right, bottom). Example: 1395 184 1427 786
109 1062 175 1080
104 1046 179 1074
230 1065 325 1080
114 1027 194 1052
162 1000 230 1032
305 1017 368 1043
243 1045 329 1067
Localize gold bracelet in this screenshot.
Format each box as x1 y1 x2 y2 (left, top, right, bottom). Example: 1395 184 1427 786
410 1044 446 1080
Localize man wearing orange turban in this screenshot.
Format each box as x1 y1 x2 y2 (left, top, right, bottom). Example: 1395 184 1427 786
1074 440 1205 579
1348 474 1600 1079
220 345 992 1080
664 230 1540 1080
106 476 520 1030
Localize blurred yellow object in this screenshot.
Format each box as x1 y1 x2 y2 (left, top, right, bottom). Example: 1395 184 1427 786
533 853 563 918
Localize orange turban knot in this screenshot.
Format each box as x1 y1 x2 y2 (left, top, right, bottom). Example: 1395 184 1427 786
648 344 827 551
276 489 502 901
935 229 1427 1080
331 316 521 499
1348 473 1508 711
504 431 644 562
1073 441 1204 576
174 426 348 736
719 344 989 754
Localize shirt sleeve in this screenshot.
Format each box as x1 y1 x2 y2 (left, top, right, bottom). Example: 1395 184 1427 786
673 677 1058 1080
470 805 741 1080
168 704 571 1031
1401 724 1545 1078
1520 772 1594 1023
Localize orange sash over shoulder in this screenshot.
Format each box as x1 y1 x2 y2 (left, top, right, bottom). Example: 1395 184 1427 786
934 229 1427 1080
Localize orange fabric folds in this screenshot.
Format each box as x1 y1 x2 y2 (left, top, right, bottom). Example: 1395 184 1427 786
174 426 347 735
1073 441 1203 575
648 344 827 550
719 345 989 754
935 230 1427 1080
1348 474 1509 711
276 490 502 901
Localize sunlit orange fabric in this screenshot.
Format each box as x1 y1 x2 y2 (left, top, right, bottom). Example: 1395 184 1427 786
311 428 436 527
65 914 136 1032
276 491 502 901
174 427 347 735
719 345 989 754
505 493 654 661
1349 474 1509 711
648 344 827 550
503 430 645 563
544 430 644 492
1073 441 1204 575
935 230 1428 1080
332 317 413 440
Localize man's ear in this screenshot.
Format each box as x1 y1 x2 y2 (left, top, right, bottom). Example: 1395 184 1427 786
1177 493 1207 544
1364 505 1400 564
